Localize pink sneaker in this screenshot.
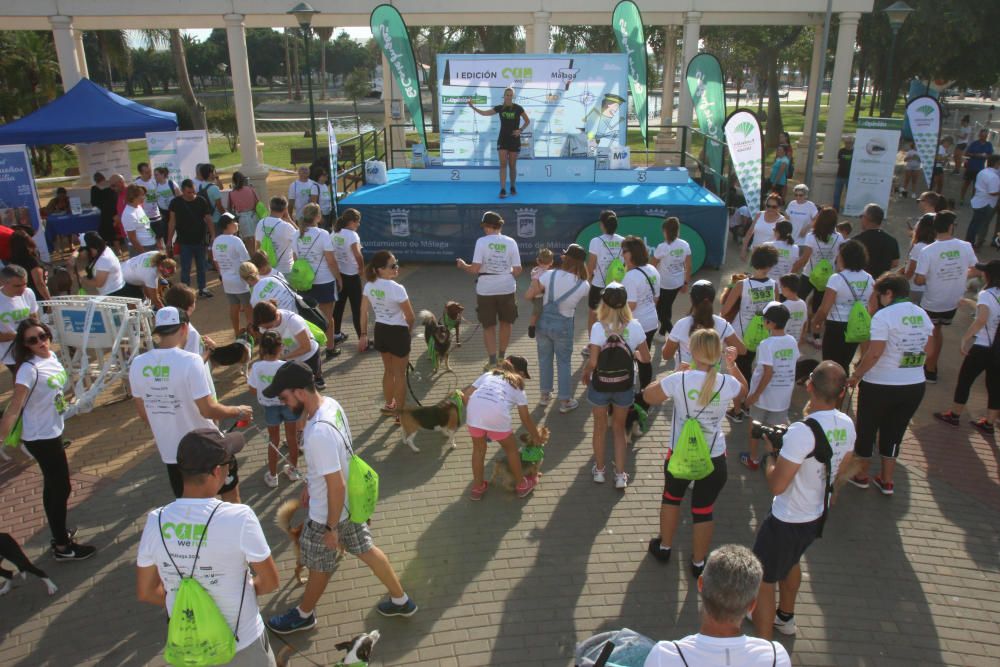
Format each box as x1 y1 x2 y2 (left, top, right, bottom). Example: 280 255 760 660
469 481 488 501
516 475 538 498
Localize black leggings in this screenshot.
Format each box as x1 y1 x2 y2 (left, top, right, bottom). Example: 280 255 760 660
0 533 47 579
662 454 728 523
735 350 756 385
23 437 71 546
656 287 681 335
822 320 859 373
334 273 362 337
856 381 925 458
953 345 1000 410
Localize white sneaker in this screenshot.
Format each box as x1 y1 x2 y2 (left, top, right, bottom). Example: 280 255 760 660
592 465 606 484
773 614 797 636
283 465 302 481
0 578 11 596
263 471 279 488
539 392 552 404
615 472 628 489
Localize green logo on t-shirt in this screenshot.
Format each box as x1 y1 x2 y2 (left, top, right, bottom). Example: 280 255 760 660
774 348 794 360
488 242 507 252
142 365 170 378
371 289 385 298
160 522 207 542
940 250 960 260
901 315 925 327
0 307 30 324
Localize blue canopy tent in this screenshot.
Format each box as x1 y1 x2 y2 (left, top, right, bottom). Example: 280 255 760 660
0 78 177 144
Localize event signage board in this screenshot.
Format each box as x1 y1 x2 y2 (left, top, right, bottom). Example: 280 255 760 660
843 116 903 217
437 53 628 164
686 53 726 192
612 0 648 146
905 96 942 189
145 130 209 182
0 144 42 230
370 4 428 147
78 140 131 180
724 110 763 211
327 118 339 218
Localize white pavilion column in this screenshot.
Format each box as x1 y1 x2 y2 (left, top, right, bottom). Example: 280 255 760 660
524 25 535 54
73 28 89 79
532 12 551 54
224 14 267 190
654 25 679 164
676 11 702 131
814 12 860 203
50 16 90 183
796 26 825 164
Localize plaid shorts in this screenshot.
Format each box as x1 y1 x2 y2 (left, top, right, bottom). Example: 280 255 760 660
301 519 374 571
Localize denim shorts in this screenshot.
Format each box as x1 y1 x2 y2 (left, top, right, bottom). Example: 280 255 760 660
263 404 300 427
587 384 634 408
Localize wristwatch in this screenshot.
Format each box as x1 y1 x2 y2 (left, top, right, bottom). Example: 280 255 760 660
323 524 333 532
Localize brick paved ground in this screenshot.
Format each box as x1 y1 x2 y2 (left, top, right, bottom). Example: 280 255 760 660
1 181 999 666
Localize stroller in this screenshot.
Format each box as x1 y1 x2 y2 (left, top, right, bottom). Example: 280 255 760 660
575 628 656 667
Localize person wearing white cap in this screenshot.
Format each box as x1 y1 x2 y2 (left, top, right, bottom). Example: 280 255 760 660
130 307 253 500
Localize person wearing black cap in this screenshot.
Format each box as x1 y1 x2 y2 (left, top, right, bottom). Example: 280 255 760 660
137 429 280 665
130 307 253 500
263 361 417 635
663 280 745 370
524 244 589 413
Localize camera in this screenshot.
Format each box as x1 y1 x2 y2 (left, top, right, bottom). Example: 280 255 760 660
750 420 789 450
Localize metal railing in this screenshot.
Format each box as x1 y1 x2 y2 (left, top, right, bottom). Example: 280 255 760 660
335 127 386 195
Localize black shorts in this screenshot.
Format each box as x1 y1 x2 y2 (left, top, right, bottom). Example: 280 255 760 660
925 308 957 326
497 135 521 153
113 283 146 300
662 454 728 522
752 512 822 583
956 142 968 150
374 322 411 358
933 165 944 176
964 166 983 183
166 459 239 498
588 284 604 310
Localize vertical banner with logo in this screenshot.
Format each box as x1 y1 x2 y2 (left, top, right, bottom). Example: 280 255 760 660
0 144 42 231
905 96 942 189
724 110 764 212
371 4 427 147
686 53 726 192
145 130 210 182
327 117 339 219
843 117 903 217
612 0 648 147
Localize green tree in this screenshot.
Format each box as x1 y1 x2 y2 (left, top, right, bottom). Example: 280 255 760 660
315 27 334 99
344 67 371 135
0 31 61 174
91 30 131 91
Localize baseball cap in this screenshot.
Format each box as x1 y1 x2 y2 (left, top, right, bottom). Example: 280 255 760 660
562 243 587 262
504 354 532 379
219 212 237 227
153 306 189 335
762 301 791 328
262 360 315 398
176 428 246 474
601 282 628 309
689 280 716 304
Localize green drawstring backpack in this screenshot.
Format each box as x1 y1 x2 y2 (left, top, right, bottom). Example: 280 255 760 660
842 275 872 343
742 314 769 352
667 375 724 481
259 222 279 268
319 414 379 524
289 234 322 292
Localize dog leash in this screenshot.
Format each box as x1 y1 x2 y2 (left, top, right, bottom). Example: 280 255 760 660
269 634 326 667
405 363 458 408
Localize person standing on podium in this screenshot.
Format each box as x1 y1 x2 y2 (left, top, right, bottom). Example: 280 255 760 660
468 87 530 199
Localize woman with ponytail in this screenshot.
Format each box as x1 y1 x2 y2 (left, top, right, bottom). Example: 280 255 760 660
332 208 364 344
642 329 746 576
663 280 745 369
763 219 800 281
360 250 415 417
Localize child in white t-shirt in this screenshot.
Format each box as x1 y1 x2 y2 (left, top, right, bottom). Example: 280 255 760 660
247 332 301 487
527 247 554 339
902 142 921 198
779 274 808 343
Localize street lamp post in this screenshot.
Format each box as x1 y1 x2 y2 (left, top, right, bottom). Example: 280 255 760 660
881 1 914 118
217 62 229 108
289 2 320 162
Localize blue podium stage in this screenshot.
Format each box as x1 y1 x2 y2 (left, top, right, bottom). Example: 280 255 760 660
342 167 728 268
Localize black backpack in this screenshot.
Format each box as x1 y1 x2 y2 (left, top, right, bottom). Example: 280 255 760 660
803 418 835 538
592 327 635 393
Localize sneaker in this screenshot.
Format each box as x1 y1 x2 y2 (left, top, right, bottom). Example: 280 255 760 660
516 475 538 498
52 542 97 562
873 476 895 495
739 452 760 471
648 537 672 562
334 332 349 343
558 399 579 414
499 188 507 199
690 559 705 578
539 392 552 404
592 465 606 484
267 607 317 634
528 325 536 339
482 359 496 372
848 474 870 489
469 481 488 500
283 465 303 481
324 348 341 360
773 614 797 636
970 417 996 435
0 578 10 596
614 472 628 489
934 411 960 426
924 368 938 383
314 378 326 390
263 471 279 488
377 597 419 617
510 185 517 196
992 235 1000 251
726 409 745 424
197 289 213 298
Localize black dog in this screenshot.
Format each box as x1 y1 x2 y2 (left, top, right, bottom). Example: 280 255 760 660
0 533 57 596
208 331 253 376
419 310 452 372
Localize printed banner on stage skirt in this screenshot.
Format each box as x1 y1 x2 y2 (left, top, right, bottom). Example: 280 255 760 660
843 117 903 217
146 130 209 182
371 4 428 147
724 110 763 211
905 96 942 189
686 53 726 192
613 0 649 147
0 144 42 231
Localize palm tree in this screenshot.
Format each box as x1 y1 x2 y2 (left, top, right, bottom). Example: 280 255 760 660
315 27 334 99
168 29 207 130
93 30 130 91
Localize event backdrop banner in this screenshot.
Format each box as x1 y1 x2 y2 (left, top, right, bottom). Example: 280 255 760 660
686 53 726 192
612 1 648 147
437 53 628 164
0 144 42 230
905 95 941 189
145 130 209 182
843 116 903 217
371 4 427 147
724 110 763 211
78 140 131 179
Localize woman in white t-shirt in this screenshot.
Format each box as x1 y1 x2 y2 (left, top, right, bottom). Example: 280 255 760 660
79 232 126 296
622 236 660 414
524 244 589 413
784 184 819 242
252 300 324 390
240 262 297 313
585 210 626 348
463 356 544 500
935 260 1000 435
332 208 365 344
121 184 158 255
812 240 874 373
792 207 843 346
848 274 933 495
664 280 745 368
211 214 251 336
296 203 342 360
742 193 786 257
0 318 96 561
762 220 799 281
902 213 937 307
316 169 335 227
360 251 415 416
642 329 746 573
650 217 691 337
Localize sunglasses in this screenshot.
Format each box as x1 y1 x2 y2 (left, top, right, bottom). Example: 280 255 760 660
25 332 50 345
389 263 400 270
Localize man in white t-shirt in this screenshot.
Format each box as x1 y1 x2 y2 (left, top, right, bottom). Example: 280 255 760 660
254 197 298 275
751 361 856 640
914 211 979 382
286 166 320 221
966 154 1000 248
133 162 164 247
136 429 280 666
644 544 791 667
456 212 522 369
130 307 253 500
262 362 418 635
0 265 38 373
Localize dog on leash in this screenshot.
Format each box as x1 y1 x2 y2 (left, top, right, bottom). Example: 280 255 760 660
276 499 307 585
795 357 821 386
397 390 465 452
0 533 57 597
419 310 452 373
442 300 465 347
208 330 253 376
335 630 381 666
490 427 549 491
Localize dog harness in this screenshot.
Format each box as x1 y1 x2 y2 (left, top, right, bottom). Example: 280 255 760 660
448 390 466 425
